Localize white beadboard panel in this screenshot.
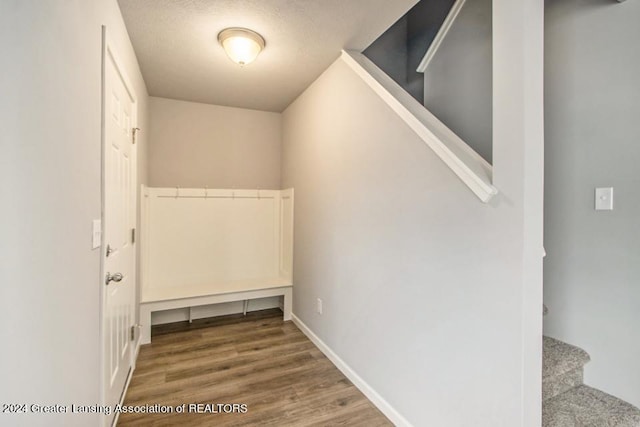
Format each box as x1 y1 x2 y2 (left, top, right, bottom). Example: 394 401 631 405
279 188 295 280
141 187 294 302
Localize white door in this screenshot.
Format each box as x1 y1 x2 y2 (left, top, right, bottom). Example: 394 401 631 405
102 31 137 426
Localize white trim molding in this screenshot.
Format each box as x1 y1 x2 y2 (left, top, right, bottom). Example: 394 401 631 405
341 50 497 203
291 313 413 427
416 0 467 73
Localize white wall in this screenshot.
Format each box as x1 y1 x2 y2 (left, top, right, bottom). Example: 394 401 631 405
149 97 282 189
281 3 544 419
543 0 640 407
0 1 148 426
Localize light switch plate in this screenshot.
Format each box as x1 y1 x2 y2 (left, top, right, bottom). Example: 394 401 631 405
595 187 613 211
92 219 102 249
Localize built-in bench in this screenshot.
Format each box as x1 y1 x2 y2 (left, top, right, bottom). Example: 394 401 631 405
139 187 294 344
139 278 292 344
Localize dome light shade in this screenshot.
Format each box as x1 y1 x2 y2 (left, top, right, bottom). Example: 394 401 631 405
218 28 265 66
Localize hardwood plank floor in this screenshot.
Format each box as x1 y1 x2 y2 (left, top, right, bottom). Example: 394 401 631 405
118 309 392 426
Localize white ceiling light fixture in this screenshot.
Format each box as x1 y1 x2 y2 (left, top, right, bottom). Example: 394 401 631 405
218 28 265 66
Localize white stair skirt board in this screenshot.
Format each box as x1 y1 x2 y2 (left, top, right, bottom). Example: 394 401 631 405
341 50 497 203
139 187 294 344
291 314 413 427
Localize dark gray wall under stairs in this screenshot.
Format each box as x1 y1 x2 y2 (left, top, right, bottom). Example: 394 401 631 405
407 0 457 103
363 15 409 96
364 0 492 164
363 0 455 104
422 0 493 164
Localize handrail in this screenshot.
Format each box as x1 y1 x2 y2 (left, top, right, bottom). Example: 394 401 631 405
416 0 467 73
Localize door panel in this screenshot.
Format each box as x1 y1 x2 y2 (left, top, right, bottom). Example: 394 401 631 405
103 37 136 427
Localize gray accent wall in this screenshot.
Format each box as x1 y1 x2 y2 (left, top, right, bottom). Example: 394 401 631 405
423 0 493 163
362 15 409 95
543 0 640 408
0 1 149 425
364 0 455 103
407 0 456 103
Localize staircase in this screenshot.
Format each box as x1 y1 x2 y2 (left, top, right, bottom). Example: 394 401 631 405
542 334 640 426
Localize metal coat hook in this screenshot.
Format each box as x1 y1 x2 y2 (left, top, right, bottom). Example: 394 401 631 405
175 187 179 199
204 186 208 199
132 127 141 144
257 188 261 200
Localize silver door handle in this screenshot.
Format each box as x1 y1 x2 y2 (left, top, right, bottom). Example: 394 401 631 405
105 272 123 285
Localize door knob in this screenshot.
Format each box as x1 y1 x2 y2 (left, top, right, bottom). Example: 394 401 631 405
105 272 123 285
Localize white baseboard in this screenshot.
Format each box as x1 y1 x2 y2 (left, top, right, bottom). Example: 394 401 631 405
291 313 412 427
111 363 135 427
111 334 142 426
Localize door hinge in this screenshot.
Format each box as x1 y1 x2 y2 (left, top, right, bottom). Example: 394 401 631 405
131 324 141 341
132 127 140 145
131 228 136 244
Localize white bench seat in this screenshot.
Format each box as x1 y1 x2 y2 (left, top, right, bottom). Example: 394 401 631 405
140 277 292 344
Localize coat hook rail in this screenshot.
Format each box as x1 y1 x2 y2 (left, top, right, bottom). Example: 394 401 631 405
156 187 276 199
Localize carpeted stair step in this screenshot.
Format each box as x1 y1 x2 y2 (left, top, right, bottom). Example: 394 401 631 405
543 385 640 427
543 336 590 401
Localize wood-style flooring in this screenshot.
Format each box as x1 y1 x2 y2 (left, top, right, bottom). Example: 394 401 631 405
118 309 392 426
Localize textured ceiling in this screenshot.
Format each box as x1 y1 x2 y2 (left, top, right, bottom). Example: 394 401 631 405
118 0 418 112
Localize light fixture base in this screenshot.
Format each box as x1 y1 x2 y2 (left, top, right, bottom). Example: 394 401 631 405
218 28 266 66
